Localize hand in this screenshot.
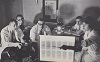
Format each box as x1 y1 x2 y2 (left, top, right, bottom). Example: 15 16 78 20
17 44 21 49
60 45 68 50
23 42 28 46
82 46 88 51
77 58 82 62
44 31 46 35
15 43 22 49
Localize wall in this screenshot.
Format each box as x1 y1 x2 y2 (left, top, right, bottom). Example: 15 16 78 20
0 0 6 30
0 0 23 31
4 0 23 24
22 0 100 24
59 0 100 24
23 0 42 22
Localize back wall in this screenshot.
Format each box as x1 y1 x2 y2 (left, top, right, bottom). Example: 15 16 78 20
23 0 100 24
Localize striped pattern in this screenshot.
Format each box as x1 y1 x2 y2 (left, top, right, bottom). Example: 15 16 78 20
83 30 100 62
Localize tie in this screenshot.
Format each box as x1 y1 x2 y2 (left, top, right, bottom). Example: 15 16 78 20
79 25 80 30
10 31 13 42
40 29 43 35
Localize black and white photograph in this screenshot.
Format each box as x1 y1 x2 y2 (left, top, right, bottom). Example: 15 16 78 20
0 0 100 62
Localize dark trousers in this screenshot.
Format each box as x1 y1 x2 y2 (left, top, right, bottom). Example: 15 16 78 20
29 42 38 61
1 47 22 62
1 42 38 62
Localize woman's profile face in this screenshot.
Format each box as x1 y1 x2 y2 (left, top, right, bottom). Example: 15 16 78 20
83 22 90 32
16 17 23 26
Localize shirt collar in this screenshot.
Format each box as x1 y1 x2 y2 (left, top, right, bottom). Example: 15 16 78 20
85 30 94 38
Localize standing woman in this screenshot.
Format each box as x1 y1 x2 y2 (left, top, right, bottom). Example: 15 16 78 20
78 16 100 62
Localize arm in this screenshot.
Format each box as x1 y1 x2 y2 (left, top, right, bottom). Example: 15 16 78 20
20 36 25 43
14 30 20 42
8 42 21 47
19 29 25 43
45 25 51 35
78 36 97 62
72 24 77 30
1 30 20 48
15 29 25 43
78 47 88 62
52 28 57 35
30 27 37 42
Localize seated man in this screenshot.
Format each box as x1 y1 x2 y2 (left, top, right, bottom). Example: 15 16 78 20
71 16 84 36
30 18 51 60
0 19 21 60
72 16 84 31
30 18 51 42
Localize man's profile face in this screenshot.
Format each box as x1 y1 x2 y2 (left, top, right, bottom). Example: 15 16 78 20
10 22 16 30
76 19 82 25
83 22 89 32
37 21 44 28
16 17 22 26
38 21 44 25
16 17 22 21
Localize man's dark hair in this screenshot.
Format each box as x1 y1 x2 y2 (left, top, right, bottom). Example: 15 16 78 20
16 14 24 20
76 16 83 19
38 18 44 22
10 19 17 26
38 18 45 26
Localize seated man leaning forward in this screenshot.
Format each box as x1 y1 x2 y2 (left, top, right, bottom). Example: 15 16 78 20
30 18 51 42
0 19 21 59
30 18 51 60
72 16 84 31
71 16 84 36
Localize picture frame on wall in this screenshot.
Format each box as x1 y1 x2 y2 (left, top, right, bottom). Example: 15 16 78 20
43 0 58 22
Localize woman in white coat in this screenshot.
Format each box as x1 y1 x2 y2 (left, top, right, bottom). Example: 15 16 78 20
78 16 100 62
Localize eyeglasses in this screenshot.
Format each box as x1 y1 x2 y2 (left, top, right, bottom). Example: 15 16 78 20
38 23 43 25
16 19 22 21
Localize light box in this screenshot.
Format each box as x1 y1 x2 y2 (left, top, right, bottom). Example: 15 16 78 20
39 35 76 62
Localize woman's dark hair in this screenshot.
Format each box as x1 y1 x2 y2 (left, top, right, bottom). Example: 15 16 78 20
83 16 99 30
16 14 24 30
